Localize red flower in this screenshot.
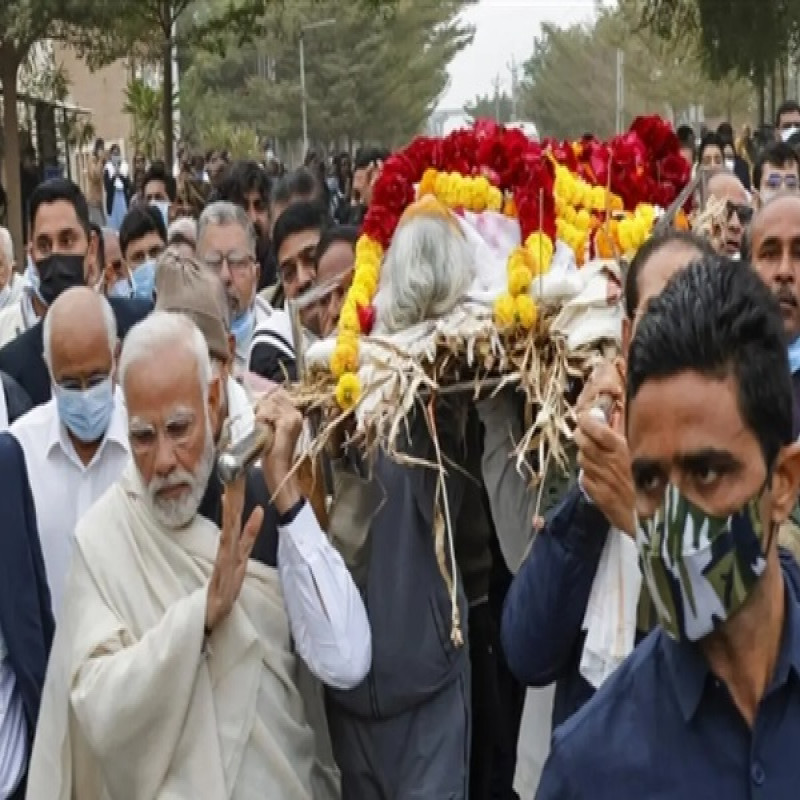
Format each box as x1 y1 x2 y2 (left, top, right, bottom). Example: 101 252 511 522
357 304 376 335
404 137 441 178
440 129 478 175
362 206 398 250
515 187 556 240
630 115 680 160
370 154 416 215
657 153 691 195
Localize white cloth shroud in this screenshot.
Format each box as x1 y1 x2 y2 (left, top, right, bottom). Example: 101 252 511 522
579 526 642 689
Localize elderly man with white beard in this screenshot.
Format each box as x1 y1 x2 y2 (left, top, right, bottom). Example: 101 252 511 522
27 312 366 799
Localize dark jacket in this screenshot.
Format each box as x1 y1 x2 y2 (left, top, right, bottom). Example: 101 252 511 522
501 484 620 729
1 371 32 424
327 404 470 719
0 296 151 407
198 466 280 567
0 433 55 744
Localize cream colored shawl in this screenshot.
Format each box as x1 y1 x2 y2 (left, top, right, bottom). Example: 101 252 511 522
27 465 340 800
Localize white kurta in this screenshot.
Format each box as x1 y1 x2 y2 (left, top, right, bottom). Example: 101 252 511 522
27 466 340 800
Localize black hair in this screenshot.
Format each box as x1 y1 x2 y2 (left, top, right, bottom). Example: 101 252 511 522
353 146 389 171
676 125 695 147
29 178 90 235
628 255 793 469
217 161 271 207
271 167 322 209
716 122 734 145
315 225 359 266
624 230 713 318
93 138 105 155
697 132 724 164
272 201 330 260
753 142 800 189
142 162 177 202
91 223 105 271
119 205 167 259
776 100 800 128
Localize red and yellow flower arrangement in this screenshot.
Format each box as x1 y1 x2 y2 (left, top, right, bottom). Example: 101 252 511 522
331 117 690 410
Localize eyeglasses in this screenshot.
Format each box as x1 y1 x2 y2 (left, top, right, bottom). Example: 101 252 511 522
128 409 197 454
203 250 253 273
726 201 753 225
279 244 317 285
764 174 800 191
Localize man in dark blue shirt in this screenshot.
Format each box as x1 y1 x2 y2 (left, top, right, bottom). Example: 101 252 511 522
499 231 713 729
537 256 800 798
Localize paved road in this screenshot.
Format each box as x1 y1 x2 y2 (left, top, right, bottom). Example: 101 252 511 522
513 685 555 798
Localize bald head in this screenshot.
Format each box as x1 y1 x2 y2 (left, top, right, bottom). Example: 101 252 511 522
707 171 748 205
750 192 800 341
43 287 117 384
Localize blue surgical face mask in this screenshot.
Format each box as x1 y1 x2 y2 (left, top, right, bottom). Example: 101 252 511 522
108 278 132 299
789 336 800 375
151 201 170 228
54 378 115 443
230 307 255 351
131 258 156 300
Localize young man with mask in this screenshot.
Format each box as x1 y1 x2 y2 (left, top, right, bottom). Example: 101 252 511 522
140 162 176 224
0 180 150 406
119 206 167 301
196 201 275 375
492 232 714 730
752 143 800 208
777 100 800 142
536 257 800 798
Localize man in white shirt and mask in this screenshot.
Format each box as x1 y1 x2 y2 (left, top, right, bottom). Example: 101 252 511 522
0 287 126 797
0 226 24 312
29 311 370 798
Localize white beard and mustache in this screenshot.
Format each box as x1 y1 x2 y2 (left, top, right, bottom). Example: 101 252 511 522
140 417 216 530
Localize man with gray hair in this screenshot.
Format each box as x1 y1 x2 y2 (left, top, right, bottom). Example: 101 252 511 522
0 225 24 311
28 311 370 798
196 200 279 373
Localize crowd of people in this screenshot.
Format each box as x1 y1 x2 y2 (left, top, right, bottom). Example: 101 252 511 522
1 100 800 800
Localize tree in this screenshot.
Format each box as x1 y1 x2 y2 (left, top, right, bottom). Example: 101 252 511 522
179 0 474 154
639 0 800 123
465 86 514 124
518 1 753 140
0 0 96 255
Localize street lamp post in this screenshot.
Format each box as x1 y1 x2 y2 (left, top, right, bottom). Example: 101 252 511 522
299 18 336 158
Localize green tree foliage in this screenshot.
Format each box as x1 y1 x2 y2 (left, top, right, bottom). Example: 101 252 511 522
0 0 99 253
180 0 475 155
639 0 800 123
519 0 752 140
465 88 514 124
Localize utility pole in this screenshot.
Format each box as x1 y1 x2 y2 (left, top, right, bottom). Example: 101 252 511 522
492 74 502 121
299 18 336 158
615 49 625 134
509 57 519 122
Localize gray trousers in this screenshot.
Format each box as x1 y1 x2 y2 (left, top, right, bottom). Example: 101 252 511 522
328 673 471 800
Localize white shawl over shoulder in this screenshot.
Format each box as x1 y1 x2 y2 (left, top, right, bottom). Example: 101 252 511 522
27 465 340 800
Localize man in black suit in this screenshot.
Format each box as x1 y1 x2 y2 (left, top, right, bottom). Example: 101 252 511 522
0 179 151 407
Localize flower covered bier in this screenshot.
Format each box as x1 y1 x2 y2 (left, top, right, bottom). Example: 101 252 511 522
329 116 690 409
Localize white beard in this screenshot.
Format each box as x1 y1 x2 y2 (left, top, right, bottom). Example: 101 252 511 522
142 419 215 530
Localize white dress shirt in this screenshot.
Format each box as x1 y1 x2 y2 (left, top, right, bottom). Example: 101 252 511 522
0 626 26 799
10 388 130 619
278 501 372 689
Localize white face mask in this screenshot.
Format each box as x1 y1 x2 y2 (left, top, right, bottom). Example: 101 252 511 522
782 126 800 142
725 158 735 172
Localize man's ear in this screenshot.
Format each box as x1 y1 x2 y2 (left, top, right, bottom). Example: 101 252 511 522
207 373 222 435
621 316 633 360
85 229 100 284
769 441 800 523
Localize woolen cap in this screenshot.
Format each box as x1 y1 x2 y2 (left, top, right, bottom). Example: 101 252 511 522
154 248 231 362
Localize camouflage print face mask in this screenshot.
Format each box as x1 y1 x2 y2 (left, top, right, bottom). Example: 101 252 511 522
636 483 769 642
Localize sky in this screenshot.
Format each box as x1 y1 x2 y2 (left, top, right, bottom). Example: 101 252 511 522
438 0 604 112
